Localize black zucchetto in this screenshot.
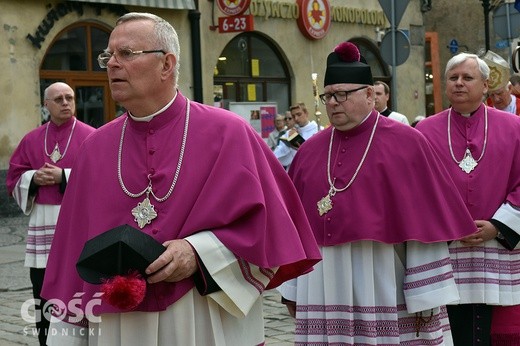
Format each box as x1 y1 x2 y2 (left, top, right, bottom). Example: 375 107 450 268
324 41 373 87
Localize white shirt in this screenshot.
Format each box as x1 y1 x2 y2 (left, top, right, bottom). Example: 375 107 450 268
388 111 410 125
273 121 320 169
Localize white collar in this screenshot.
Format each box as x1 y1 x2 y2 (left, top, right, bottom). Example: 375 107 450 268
129 92 178 122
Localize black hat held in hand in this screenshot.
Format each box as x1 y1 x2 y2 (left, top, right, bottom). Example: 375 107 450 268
76 224 166 310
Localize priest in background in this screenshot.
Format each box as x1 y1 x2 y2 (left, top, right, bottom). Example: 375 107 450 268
416 52 520 345
6 82 95 346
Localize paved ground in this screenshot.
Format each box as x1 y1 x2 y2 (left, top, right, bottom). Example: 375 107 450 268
0 215 294 345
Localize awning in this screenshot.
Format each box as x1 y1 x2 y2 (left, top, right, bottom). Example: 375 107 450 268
67 0 196 10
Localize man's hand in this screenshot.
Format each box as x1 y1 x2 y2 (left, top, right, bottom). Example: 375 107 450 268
33 163 62 186
145 239 197 283
459 220 498 246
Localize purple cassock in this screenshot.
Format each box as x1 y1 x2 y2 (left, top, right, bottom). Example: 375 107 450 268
416 104 520 218
289 110 477 246
281 110 478 345
416 104 520 344
6 117 95 204
41 92 321 316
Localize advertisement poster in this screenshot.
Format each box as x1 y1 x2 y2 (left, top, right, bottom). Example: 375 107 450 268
228 102 277 139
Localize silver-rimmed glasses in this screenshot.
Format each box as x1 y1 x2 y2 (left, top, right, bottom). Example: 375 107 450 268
319 86 368 104
97 48 166 68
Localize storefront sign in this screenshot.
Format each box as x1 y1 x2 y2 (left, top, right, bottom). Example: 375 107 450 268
296 0 331 40
249 0 386 27
217 0 252 16
218 15 254 33
27 2 126 49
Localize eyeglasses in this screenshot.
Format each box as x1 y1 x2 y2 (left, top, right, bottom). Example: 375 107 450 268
47 95 74 104
319 86 368 104
97 48 166 68
285 117 294 121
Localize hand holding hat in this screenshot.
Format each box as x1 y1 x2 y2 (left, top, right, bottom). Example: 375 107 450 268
76 224 166 310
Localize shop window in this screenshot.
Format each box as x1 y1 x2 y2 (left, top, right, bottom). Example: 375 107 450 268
214 33 291 114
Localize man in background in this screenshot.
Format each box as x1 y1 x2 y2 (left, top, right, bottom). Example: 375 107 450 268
374 80 410 125
487 82 520 115
483 50 520 116
273 103 320 170
6 82 95 345
416 52 520 345
267 114 286 150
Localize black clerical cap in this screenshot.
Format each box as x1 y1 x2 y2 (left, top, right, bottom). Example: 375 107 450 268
76 224 166 284
324 41 373 87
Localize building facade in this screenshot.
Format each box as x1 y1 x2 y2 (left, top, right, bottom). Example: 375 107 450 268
0 0 428 171
423 0 520 111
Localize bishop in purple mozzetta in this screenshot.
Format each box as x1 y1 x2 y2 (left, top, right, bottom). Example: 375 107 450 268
278 41 478 345
41 12 320 346
417 52 520 345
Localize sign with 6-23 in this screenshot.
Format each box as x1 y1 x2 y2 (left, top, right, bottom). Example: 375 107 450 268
218 15 254 33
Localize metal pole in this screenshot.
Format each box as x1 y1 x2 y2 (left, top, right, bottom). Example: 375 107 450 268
391 0 397 110
506 2 513 67
482 0 491 51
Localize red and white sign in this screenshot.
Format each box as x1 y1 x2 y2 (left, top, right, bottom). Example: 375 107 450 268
218 15 254 33
216 0 251 16
296 0 331 40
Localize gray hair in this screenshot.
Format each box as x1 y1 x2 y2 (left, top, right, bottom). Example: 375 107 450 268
445 53 490 80
116 12 180 85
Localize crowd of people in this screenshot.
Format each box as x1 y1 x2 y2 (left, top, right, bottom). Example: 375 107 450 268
5 11 520 346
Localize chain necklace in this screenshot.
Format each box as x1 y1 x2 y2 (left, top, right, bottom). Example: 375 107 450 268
118 98 190 228
317 113 379 216
447 106 488 174
44 118 77 163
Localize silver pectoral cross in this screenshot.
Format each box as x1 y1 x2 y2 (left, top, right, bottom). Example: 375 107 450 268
317 194 333 216
50 144 62 163
459 148 478 174
131 193 158 229
317 186 337 216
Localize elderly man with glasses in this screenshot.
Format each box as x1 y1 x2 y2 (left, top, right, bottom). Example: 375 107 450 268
41 12 320 346
278 41 478 345
6 82 95 346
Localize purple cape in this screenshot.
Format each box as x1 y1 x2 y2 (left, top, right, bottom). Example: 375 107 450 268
6 117 95 204
416 104 520 217
42 93 321 314
289 110 477 245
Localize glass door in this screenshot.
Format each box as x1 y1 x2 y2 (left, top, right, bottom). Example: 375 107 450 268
75 85 105 128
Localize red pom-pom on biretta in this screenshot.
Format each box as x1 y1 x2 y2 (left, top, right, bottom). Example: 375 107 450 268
101 270 146 310
334 42 360 63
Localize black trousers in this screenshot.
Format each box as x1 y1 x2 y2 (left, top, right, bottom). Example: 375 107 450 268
30 267 50 346
447 304 492 346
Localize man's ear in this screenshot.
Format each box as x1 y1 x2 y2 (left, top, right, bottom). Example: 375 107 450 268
161 53 176 79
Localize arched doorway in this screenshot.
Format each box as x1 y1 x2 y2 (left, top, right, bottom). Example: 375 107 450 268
39 22 121 127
